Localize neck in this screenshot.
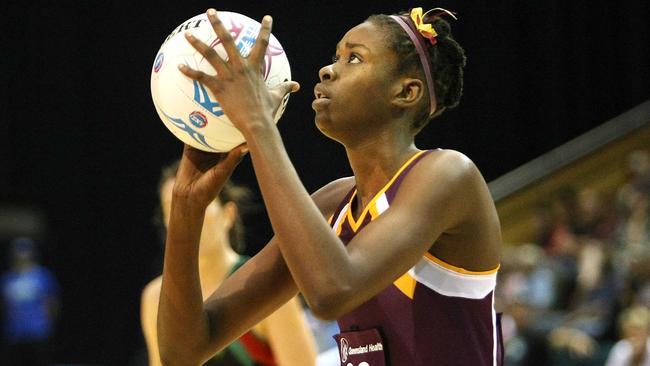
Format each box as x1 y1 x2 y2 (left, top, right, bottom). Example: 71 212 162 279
344 128 418 211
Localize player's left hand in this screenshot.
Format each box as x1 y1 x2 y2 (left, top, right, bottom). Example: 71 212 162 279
178 8 299 136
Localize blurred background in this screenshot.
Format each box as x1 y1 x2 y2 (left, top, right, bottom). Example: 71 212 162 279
1 0 649 365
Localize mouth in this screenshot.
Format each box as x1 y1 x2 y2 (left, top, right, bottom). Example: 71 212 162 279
314 84 329 100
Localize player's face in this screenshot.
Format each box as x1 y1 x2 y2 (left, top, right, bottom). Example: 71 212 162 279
313 21 400 142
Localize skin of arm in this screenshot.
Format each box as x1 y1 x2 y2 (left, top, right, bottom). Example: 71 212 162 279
143 276 317 366
156 142 349 365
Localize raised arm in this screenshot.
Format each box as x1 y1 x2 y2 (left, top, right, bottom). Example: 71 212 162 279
156 143 349 366
154 145 298 366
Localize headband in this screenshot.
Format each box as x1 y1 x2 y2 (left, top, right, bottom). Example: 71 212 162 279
389 8 457 116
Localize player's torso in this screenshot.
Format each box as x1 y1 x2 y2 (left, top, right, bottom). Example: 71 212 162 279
329 150 501 366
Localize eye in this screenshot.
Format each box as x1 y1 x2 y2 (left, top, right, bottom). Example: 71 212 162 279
332 54 340 63
348 53 362 64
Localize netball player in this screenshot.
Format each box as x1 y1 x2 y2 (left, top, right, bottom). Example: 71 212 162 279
142 162 316 365
158 7 502 365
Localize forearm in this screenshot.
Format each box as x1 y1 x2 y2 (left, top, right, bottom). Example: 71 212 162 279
157 198 212 365
244 124 354 314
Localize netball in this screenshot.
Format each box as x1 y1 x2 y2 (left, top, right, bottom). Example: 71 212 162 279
150 11 292 152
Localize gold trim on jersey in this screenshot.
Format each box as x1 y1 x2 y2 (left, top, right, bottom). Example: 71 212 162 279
345 150 428 232
392 254 499 300
394 272 418 299
424 252 500 275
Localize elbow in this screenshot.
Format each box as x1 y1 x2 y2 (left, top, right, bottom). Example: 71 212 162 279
307 287 353 321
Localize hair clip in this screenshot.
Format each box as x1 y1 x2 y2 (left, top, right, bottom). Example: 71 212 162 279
410 7 458 46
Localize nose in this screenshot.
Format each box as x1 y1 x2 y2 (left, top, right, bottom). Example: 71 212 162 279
318 64 336 82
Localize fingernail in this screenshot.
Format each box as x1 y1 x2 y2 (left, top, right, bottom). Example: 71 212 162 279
184 31 194 39
207 9 216 17
263 15 272 24
178 64 186 70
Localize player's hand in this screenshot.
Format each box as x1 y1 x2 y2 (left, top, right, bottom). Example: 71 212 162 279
178 9 299 135
172 144 248 208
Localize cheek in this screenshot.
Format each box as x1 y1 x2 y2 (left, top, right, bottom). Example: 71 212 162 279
342 73 390 111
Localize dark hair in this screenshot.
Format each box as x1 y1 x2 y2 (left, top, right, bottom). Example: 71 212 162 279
153 160 252 253
367 12 466 130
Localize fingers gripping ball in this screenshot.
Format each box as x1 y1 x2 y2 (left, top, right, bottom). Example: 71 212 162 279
151 12 292 152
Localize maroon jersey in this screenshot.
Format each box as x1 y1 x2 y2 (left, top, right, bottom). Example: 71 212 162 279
329 150 502 366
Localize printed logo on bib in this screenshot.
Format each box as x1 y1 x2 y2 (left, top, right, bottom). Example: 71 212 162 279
340 337 349 363
334 328 386 366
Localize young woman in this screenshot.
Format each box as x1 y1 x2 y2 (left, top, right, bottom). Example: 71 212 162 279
158 7 502 366
141 162 317 365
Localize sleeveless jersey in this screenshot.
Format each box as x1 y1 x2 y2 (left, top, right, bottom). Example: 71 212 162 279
206 255 277 366
329 150 503 366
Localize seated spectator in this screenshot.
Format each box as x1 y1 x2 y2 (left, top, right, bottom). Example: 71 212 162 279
605 305 650 366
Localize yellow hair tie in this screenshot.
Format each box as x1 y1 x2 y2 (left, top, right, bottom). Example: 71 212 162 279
409 7 458 45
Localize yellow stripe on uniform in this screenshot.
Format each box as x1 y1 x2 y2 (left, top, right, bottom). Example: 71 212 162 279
346 150 428 232
393 272 417 299
424 252 500 275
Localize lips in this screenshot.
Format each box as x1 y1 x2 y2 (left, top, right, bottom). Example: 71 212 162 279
312 84 331 111
314 84 330 100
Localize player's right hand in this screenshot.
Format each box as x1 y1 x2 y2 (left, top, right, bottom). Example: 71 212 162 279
172 143 248 208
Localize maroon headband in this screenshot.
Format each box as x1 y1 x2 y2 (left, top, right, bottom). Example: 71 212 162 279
389 14 437 116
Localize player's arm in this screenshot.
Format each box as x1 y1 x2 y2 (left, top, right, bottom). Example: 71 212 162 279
157 197 296 365
157 156 350 366
245 144 499 319
195 177 350 362
261 296 318 366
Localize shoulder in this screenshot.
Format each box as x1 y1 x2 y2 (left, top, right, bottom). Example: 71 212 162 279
395 149 492 228
402 149 484 196
421 149 479 177
141 276 163 306
311 177 356 218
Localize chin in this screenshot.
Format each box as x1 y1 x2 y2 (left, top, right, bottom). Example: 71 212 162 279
314 117 335 139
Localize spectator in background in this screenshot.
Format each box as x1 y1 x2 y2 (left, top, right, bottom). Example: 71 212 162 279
605 305 650 366
1 237 59 366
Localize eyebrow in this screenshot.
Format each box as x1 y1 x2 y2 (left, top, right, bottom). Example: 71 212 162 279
336 41 371 52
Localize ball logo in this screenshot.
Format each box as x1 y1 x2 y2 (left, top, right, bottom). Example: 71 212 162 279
153 53 164 73
340 337 349 363
189 111 208 128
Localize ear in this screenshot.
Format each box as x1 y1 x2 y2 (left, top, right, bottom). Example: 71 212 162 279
391 78 425 109
221 201 238 231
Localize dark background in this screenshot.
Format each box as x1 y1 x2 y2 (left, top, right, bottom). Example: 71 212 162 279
1 0 649 364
